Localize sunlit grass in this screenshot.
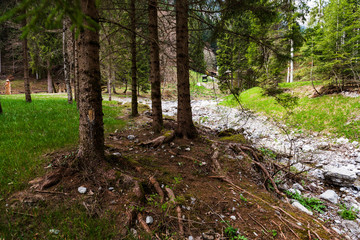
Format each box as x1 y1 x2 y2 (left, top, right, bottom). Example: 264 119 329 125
221 82 360 141
0 94 126 197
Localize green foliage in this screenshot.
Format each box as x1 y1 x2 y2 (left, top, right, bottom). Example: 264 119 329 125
0 95 126 197
285 190 326 213
338 204 358 220
259 147 276 160
224 225 248 240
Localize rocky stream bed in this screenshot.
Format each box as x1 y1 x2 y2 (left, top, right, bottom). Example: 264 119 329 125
116 96 360 239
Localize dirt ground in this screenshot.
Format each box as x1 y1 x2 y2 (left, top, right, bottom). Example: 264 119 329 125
7 111 342 239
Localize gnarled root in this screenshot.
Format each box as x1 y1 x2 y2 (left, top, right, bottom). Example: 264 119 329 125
140 130 175 148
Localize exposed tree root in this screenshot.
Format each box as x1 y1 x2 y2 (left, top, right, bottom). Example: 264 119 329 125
149 176 164 203
137 212 152 233
230 144 285 198
140 130 175 147
165 187 184 237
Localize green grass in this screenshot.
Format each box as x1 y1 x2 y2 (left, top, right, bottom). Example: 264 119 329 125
0 94 126 197
221 82 360 142
0 94 127 239
1 203 121 239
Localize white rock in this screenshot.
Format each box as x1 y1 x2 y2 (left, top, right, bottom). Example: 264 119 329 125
324 167 357 187
49 229 60 235
188 236 194 240
185 147 191 151
78 186 87 194
230 215 236 220
293 183 305 191
109 187 114 191
302 145 315 152
319 190 339 204
127 135 136 140
337 137 349 144
146 216 154 224
292 201 313 215
112 152 121 156
288 188 301 195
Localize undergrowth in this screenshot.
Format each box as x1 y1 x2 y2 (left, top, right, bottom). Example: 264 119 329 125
285 190 326 213
338 204 358 220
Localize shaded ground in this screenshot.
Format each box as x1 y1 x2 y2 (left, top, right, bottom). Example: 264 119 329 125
2 112 341 239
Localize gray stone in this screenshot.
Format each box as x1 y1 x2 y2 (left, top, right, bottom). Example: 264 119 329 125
292 201 313 215
145 216 153 224
319 190 339 204
293 183 305 191
324 167 357 187
78 186 87 194
343 220 360 236
127 135 136 140
288 188 301 195
230 215 236 220
112 152 121 156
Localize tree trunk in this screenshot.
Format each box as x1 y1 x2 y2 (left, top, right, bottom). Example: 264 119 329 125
23 14 32 103
123 78 128 94
130 0 138 117
0 48 2 74
74 33 80 109
149 0 163 133
63 18 73 104
108 56 112 101
77 0 104 165
176 0 197 138
47 58 54 93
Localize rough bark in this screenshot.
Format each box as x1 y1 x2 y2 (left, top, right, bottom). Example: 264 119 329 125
63 18 73 104
76 0 104 165
130 0 138 117
23 14 32 103
47 58 54 93
74 32 80 109
149 0 163 133
176 0 197 138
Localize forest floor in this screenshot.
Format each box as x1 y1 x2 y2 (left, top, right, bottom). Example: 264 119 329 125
0 78 347 239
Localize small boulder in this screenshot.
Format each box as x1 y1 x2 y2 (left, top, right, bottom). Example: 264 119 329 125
319 190 339 204
292 201 313 215
324 167 357 187
293 183 305 191
127 135 136 140
78 186 87 194
145 216 154 225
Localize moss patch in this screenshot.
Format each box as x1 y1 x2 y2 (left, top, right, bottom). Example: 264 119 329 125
220 134 247 144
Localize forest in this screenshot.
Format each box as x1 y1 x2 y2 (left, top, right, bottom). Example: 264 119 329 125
1 0 360 239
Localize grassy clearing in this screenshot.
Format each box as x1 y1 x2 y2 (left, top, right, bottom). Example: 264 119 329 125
0 94 126 197
221 82 360 141
0 94 127 239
